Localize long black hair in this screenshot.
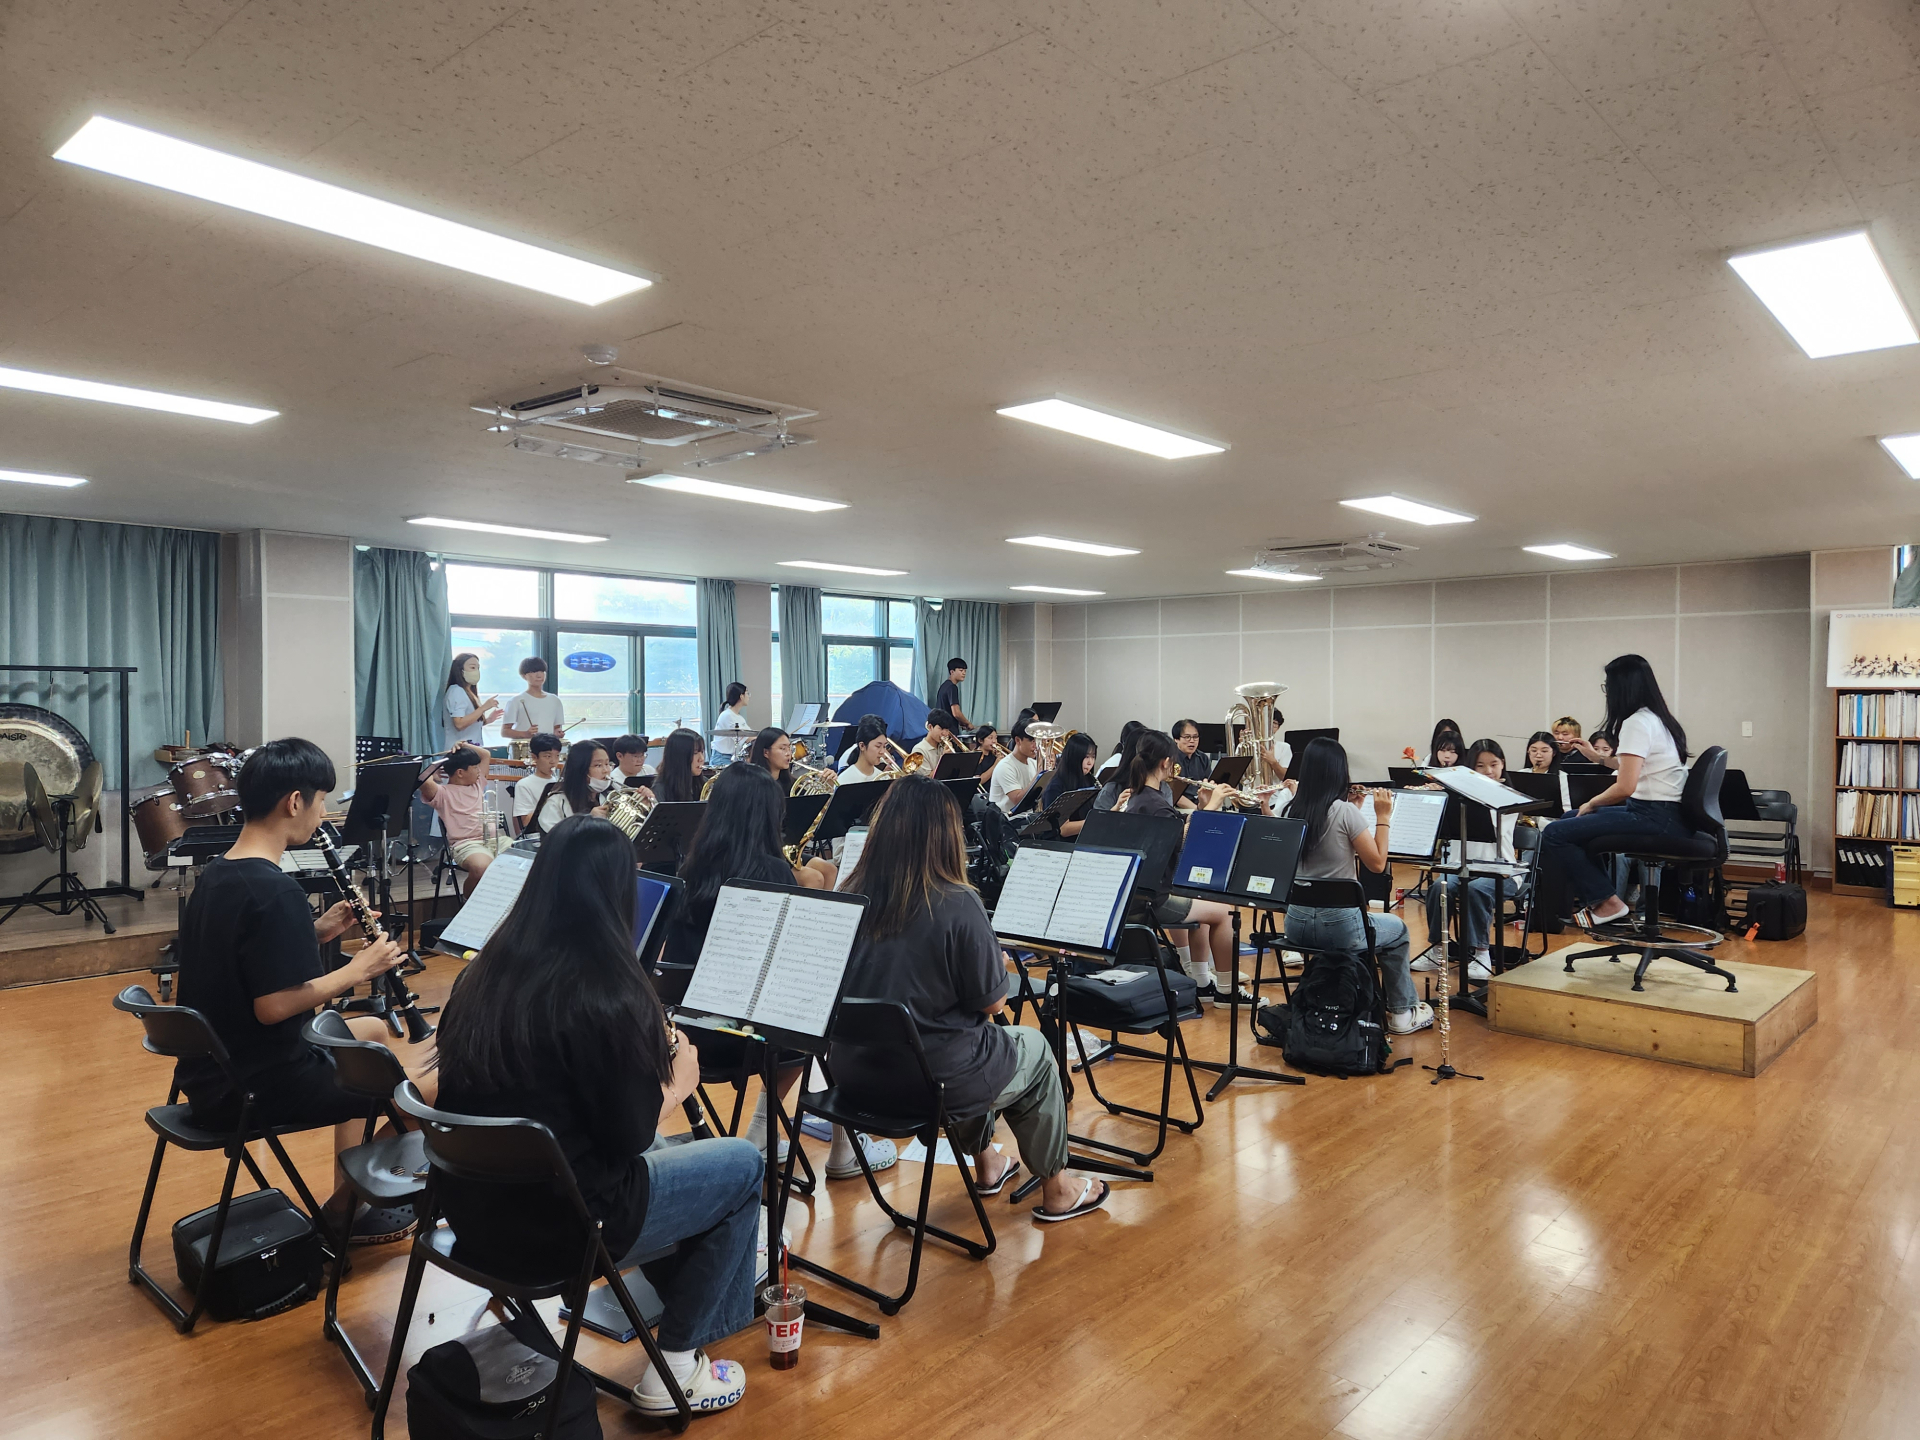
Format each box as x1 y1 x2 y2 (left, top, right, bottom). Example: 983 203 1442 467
844 775 969 942
447 652 480 708
436 815 671 1091
652 728 706 804
1601 654 1688 761
1428 729 1465 766
1043 732 1099 805
747 727 788 771
1110 719 1146 759
562 739 606 815
1129 731 1177 794
678 763 790 930
1288 737 1352 857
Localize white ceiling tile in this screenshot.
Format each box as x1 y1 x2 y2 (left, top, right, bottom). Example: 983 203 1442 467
1749 0 1920 101
1252 0 1531 94
1809 76 1920 190
1504 0 1772 93
1025 0 1282 89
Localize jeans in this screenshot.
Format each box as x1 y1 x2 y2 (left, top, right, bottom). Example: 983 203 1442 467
947 1025 1070 1180
1285 904 1416 1013
1540 800 1689 910
618 1136 762 1352
1424 874 1528 951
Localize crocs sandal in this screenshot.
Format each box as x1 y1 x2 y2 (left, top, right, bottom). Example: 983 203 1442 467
632 1352 747 1417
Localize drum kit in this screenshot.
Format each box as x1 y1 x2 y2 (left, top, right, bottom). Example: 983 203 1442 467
131 738 253 869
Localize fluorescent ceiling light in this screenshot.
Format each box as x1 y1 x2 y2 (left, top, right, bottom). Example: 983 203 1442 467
638 475 845 513
1225 568 1320 582
54 116 651 307
1010 585 1105 596
1878 433 1920 479
996 397 1225 459
1523 543 1614 562
0 364 276 424
407 516 606 544
778 561 907 577
1727 230 1918 359
1005 535 1140 557
1340 494 1475 526
0 468 88 488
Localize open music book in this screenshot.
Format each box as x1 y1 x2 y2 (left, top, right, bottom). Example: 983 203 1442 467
435 850 533 955
836 826 868 889
1419 766 1539 811
990 845 1140 952
1387 789 1448 860
680 884 866 1039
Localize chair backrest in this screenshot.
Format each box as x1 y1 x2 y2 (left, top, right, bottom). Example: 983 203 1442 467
1681 746 1729 843
1514 823 1541 855
827 998 942 1119
113 984 232 1066
1286 876 1367 912
304 1009 408 1099
1750 789 1797 827
393 1081 589 1199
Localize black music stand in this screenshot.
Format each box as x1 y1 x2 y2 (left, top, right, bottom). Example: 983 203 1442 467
1284 727 1338 750
781 792 830 851
673 880 879 1339
627 800 705 869
1190 722 1228 755
934 751 992 780
814 781 887 847
340 757 428 953
1029 701 1063 723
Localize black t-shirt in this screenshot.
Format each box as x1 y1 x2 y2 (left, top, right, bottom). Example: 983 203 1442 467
834 886 1015 1119
662 851 794 971
173 857 324 1105
1176 751 1211 782
935 678 963 718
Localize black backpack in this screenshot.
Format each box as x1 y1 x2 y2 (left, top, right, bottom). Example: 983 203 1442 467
1260 953 1391 1077
406 1306 602 1440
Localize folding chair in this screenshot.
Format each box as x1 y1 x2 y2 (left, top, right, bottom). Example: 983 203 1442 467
370 1081 693 1437
1247 877 1392 1034
783 999 995 1316
113 984 335 1335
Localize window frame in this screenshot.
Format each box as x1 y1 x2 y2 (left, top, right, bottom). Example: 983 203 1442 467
774 590 917 716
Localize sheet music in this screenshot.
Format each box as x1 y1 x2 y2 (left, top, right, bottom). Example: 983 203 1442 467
1558 770 1572 814
1423 765 1535 810
836 827 868 890
992 847 1072 938
681 887 786 1022
436 851 533 953
750 896 865 1038
1389 790 1448 859
1046 849 1136 949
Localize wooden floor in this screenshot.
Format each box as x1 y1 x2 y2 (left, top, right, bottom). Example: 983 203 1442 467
7 891 1917 1439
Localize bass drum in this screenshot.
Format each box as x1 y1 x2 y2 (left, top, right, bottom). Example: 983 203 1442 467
130 785 189 869
171 751 242 820
0 704 96 855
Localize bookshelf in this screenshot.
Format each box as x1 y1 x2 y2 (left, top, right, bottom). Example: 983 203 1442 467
1833 688 1920 899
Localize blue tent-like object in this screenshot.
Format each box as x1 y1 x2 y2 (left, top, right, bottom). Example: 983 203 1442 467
828 680 929 755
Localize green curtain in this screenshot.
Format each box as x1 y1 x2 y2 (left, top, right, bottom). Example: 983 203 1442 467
778 583 826 713
0 513 222 788
696 577 739 737
1896 548 1920 608
353 546 451 755
916 598 1001 728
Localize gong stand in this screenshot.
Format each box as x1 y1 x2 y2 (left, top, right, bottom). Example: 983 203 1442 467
0 664 140 921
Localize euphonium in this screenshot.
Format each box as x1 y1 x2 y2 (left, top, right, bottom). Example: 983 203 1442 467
1226 680 1290 798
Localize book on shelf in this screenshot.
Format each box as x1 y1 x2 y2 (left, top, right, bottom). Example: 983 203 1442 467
1838 689 1920 738
1835 789 1919 839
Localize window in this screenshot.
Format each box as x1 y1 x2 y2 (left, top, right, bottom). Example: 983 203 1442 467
445 563 697 747
772 589 917 720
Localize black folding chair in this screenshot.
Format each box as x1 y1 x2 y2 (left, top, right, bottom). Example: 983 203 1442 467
112 984 335 1334
784 999 995 1316
301 1012 426 1405
1248 877 1391 1025
370 1081 693 1437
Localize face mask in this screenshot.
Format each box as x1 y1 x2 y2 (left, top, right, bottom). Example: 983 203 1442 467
590 775 610 792
463 666 479 683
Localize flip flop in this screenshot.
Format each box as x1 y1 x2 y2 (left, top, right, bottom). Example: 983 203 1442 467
1032 1178 1109 1223
973 1157 1021 1197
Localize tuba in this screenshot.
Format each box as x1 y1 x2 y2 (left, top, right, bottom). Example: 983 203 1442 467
1226 681 1289 798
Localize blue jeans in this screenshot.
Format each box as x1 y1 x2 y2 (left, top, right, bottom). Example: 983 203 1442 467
620 1136 762 1352
1540 800 1688 910
1425 875 1499 950
1284 905 1416 1013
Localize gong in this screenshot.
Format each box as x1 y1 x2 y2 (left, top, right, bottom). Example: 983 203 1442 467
0 704 97 855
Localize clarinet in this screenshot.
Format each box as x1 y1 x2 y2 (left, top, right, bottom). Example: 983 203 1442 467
313 825 435 1044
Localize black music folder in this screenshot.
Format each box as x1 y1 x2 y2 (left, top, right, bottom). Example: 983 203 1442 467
1223 816 1308 903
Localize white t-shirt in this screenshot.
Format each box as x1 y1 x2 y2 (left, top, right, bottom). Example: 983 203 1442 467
1443 811 1520 867
990 754 1040 815
445 686 485 749
1618 708 1686 802
837 763 889 787
711 706 751 759
514 772 562 823
536 791 583 832
504 691 564 736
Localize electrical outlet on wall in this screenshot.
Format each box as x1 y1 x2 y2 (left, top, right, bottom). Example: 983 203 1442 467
1742 721 1754 736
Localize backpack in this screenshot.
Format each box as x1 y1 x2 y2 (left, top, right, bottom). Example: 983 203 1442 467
1742 881 1806 941
406 1305 602 1440
1259 953 1391 1077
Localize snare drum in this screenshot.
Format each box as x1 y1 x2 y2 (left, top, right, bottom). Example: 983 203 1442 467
130 786 189 868
171 752 241 819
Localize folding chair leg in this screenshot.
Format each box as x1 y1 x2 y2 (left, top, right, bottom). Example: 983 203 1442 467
322 1199 380 1407
370 1230 433 1440
584 1240 691 1431
176 1151 245 1335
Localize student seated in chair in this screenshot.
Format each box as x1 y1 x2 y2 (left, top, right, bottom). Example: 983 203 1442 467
435 816 757 1418
418 744 494 889
172 737 432 1245
838 775 1109 1223
1415 739 1525 982
512 732 564 836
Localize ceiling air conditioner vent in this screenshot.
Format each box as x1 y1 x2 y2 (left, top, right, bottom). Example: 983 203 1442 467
476 373 818 468
1250 533 1417 575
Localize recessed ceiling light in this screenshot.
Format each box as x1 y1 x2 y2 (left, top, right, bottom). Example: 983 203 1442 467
1524 543 1614 562
1005 535 1140 557
1010 585 1105 596
0 468 88 488
996 397 1225 459
0 364 276 424
637 475 846 513
1225 568 1320 582
54 116 652 307
1878 433 1920 479
1727 230 1918 359
777 561 908 576
407 517 606 543
1340 494 1475 526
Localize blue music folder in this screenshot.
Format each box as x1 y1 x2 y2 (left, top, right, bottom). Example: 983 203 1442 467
1178 811 1246 891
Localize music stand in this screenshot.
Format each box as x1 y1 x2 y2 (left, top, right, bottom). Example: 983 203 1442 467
1191 722 1228 755
1284 727 1338 750
784 703 823 736
781 792 831 849
814 781 888 846
1029 701 1063 723
673 879 878 1339
1506 772 1561 814
627 800 706 869
340 756 429 953
934 751 992 780
1719 768 1762 823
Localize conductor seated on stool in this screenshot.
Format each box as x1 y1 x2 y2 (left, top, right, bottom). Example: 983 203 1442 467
835 774 1109 1224
418 744 494 889
173 737 436 1245
1539 653 1691 927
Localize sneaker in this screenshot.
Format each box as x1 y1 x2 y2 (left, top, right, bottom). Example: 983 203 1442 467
1467 956 1493 982
1410 946 1443 973
826 1132 898 1180
633 1351 747 1417
1193 981 1219 1008
1387 1001 1435 1035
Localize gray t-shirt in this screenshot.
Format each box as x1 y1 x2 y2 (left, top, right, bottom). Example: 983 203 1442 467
1291 798 1372 881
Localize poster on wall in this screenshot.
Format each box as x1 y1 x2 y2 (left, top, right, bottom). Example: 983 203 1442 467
1827 610 1920 688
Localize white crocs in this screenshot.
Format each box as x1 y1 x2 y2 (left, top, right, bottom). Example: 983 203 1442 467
633 1351 746 1417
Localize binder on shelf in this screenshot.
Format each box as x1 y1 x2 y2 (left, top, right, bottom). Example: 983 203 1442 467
990 844 1142 953
678 881 868 1042
1176 811 1245 890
